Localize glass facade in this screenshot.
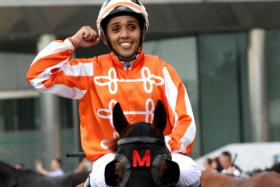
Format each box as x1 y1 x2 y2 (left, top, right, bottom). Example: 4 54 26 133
0 97 73 131
0 98 38 131
266 30 280 141
0 97 76 171
197 33 251 154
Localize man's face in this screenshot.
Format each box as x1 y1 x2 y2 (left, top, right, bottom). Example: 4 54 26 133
219 155 231 169
50 160 60 171
106 15 141 58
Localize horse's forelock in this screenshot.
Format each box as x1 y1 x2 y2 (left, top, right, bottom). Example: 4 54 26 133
104 127 133 152
105 137 119 152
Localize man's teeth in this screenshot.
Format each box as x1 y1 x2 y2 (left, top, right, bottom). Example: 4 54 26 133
121 42 131 47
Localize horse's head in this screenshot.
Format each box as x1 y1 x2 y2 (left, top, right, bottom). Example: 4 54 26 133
0 160 19 187
0 160 46 187
105 100 180 187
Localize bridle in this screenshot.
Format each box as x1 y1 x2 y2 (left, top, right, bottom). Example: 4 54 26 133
105 135 173 187
105 101 180 187
117 136 166 146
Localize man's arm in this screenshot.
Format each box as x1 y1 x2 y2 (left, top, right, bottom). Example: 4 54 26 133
26 26 100 99
34 160 50 176
162 64 196 154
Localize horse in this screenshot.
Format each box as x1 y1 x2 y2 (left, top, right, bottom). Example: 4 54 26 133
103 100 180 187
201 168 280 187
0 160 89 187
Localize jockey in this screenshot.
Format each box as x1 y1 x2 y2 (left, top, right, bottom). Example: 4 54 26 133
26 0 201 186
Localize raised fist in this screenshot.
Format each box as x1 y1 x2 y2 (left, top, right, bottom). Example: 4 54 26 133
70 26 100 48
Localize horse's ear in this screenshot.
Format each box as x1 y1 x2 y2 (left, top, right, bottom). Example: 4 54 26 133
113 102 129 135
0 161 17 187
152 100 166 133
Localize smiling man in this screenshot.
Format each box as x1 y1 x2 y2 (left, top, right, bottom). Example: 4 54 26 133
26 0 201 186
106 15 141 60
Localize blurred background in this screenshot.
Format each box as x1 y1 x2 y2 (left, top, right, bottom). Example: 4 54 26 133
0 0 279 173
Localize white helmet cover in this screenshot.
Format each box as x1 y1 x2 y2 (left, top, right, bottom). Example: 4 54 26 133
96 0 149 44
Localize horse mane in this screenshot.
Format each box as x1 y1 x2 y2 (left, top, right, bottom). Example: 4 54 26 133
0 160 43 178
0 160 17 170
102 127 133 152
267 163 280 173
0 160 19 178
102 136 120 152
63 171 90 186
246 163 280 176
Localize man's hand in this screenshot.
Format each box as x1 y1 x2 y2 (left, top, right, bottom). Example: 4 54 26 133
34 160 49 176
34 160 43 170
70 26 100 48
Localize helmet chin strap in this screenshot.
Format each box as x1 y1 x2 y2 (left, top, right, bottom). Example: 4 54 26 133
118 54 137 63
115 48 141 63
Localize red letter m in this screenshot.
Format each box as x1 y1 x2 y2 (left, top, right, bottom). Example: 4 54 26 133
132 149 151 167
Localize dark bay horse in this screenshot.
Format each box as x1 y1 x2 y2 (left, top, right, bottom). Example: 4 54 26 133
201 169 280 187
0 160 88 187
104 100 180 187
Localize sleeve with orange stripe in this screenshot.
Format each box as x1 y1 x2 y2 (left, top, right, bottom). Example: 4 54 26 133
162 63 196 155
26 38 94 99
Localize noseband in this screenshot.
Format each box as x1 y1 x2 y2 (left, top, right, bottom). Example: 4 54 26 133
117 136 166 146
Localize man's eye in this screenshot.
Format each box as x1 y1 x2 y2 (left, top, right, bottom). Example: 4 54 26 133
112 27 119 32
128 25 136 31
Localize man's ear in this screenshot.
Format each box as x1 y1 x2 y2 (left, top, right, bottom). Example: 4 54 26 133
113 103 129 136
152 100 167 133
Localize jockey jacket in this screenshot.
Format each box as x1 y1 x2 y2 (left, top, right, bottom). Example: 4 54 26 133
26 38 196 161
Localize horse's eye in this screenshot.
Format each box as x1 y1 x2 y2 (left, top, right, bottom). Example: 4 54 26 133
157 159 180 186
105 160 125 186
158 160 168 179
115 162 125 184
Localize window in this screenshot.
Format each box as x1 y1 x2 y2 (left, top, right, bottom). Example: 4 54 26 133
0 98 38 131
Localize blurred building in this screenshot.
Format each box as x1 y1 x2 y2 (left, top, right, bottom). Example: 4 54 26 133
0 0 280 171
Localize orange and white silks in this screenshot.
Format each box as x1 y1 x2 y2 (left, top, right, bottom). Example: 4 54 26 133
26 38 196 161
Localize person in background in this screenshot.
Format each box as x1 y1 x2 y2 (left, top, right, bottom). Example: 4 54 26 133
219 151 242 177
211 156 223 173
203 158 213 171
14 162 25 170
35 158 64 177
203 157 223 173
